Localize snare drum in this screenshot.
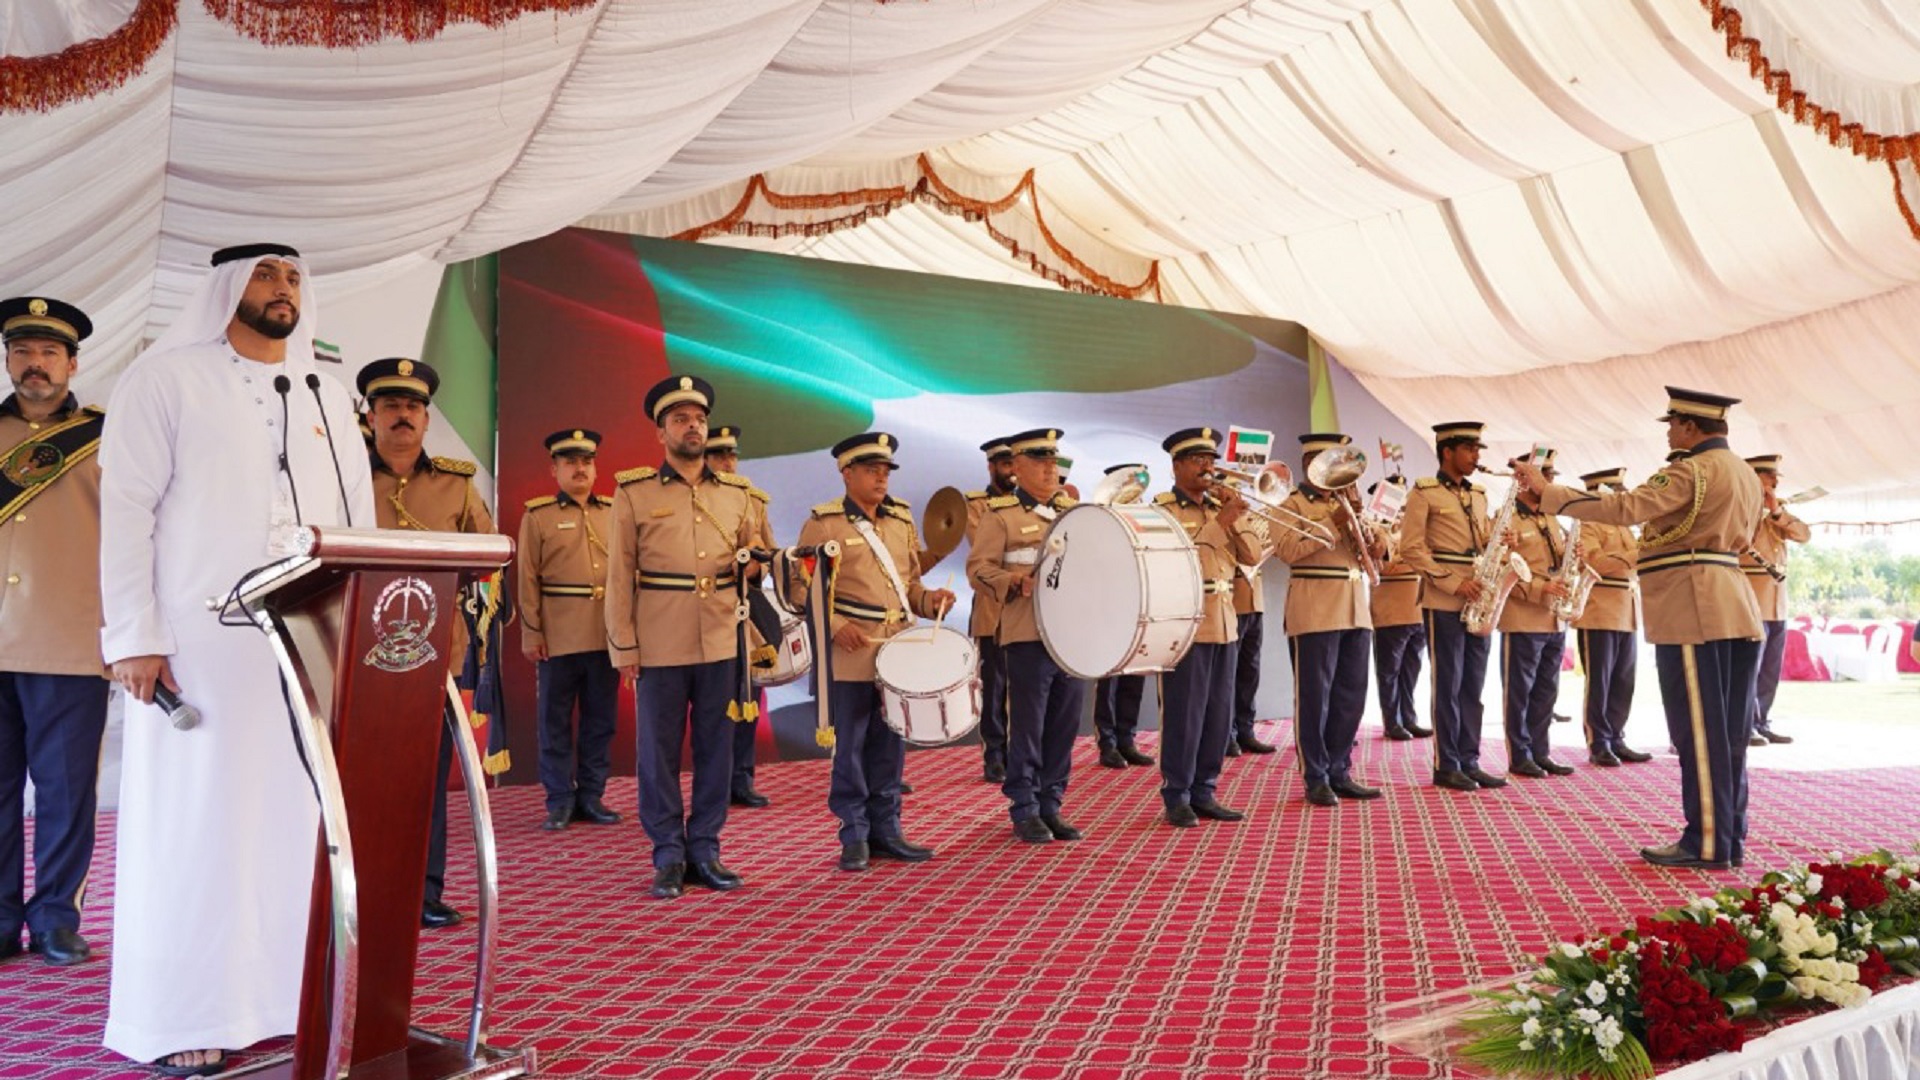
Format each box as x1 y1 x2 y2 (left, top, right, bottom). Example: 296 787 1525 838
873 626 981 747
751 610 813 688
1034 503 1202 678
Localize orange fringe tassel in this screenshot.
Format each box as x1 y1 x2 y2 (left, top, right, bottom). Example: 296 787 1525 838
204 0 597 48
673 154 1161 302
0 0 176 114
1701 0 1920 240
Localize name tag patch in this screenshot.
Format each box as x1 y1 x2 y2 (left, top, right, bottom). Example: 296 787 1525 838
650 507 674 518
557 521 576 530
1020 524 1041 534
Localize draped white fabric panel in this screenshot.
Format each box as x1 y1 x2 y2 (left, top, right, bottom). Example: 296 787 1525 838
4 0 1920 497
1662 980 1920 1080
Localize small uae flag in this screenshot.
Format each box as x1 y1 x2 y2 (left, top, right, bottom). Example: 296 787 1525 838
313 338 343 365
1226 425 1272 467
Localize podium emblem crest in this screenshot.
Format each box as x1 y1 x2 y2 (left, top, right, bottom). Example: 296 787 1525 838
364 576 439 673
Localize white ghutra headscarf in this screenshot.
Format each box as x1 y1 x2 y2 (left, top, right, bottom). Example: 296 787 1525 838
139 246 321 368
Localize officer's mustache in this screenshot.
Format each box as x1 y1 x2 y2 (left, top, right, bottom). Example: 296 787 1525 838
389 420 415 431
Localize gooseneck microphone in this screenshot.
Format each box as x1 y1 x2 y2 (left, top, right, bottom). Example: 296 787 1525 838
305 373 355 527
272 374 304 525
154 685 202 731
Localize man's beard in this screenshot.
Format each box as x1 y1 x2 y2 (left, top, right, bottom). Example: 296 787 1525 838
237 298 299 340
665 432 705 464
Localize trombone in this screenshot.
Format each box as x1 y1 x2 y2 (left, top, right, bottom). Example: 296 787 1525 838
1206 462 1337 547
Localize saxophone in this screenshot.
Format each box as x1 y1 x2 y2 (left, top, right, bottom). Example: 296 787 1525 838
1462 476 1531 637
1547 519 1596 625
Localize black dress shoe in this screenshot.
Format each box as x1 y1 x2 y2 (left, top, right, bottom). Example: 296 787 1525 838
1537 757 1575 776
1014 817 1053 843
839 842 870 872
1118 744 1155 766
1383 726 1412 741
542 808 571 831
1406 723 1434 738
1165 804 1200 828
574 799 623 824
1553 712 1572 723
1763 729 1793 744
1305 784 1338 807
870 834 935 861
1433 769 1478 791
1191 799 1245 821
1330 778 1382 800
1039 814 1083 841
983 762 1007 783
1590 750 1621 767
899 781 914 795
1236 736 1276 755
1098 746 1127 769
421 900 463 928
1640 843 1728 870
729 788 771 809
1748 734 1769 747
26 927 89 966
689 860 744 891
1464 767 1508 789
1508 760 1548 779
1615 746 1653 763
651 863 687 899
1223 740 1242 758
0 933 21 962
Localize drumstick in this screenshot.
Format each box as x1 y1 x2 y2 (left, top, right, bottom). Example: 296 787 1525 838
919 572 956 643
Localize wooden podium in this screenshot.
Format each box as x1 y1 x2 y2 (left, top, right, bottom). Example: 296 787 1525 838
218 526 531 1080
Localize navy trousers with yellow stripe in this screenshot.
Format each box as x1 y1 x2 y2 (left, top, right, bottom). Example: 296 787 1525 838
1752 620 1787 735
1576 628 1636 755
1656 639 1760 864
1372 622 1424 734
0 673 109 937
1424 608 1489 775
1500 630 1563 767
1289 629 1371 787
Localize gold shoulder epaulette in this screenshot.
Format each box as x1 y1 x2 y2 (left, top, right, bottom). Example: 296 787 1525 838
812 500 844 517
965 490 989 500
1153 492 1177 505
1054 495 1078 509
523 495 557 510
1415 477 1440 489
885 502 915 521
432 456 477 477
988 494 1020 509
747 487 770 503
616 466 657 485
81 404 106 418
716 472 751 489
591 494 614 506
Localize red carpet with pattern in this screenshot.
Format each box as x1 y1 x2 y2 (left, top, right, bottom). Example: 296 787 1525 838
6 723 1920 1079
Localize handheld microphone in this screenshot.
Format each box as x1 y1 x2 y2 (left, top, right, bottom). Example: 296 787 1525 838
272 374 304 524
305 373 354 527
153 685 202 731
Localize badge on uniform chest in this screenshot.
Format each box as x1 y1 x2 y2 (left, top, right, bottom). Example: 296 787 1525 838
650 507 673 518
844 536 867 547
557 521 576 530
1020 524 1041 534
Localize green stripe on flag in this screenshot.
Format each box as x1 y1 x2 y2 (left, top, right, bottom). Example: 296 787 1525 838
420 255 499 475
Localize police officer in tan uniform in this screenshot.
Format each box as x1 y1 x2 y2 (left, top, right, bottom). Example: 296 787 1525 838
969 428 1087 843
1272 433 1385 806
796 433 955 871
1152 428 1261 827
968 436 1016 783
1498 451 1575 779
1398 423 1508 792
0 297 107 967
1228 494 1278 758
605 375 759 899
519 428 622 832
1743 454 1808 747
1514 387 1765 869
705 423 778 807
1368 476 1429 741
1571 467 1650 767
362 357 496 928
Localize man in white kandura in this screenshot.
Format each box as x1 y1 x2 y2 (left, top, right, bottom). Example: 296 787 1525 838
100 243 375 1077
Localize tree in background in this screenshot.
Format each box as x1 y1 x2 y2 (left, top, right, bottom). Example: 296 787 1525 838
1790 541 1920 619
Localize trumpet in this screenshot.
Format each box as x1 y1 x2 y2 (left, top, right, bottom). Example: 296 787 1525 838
1090 465 1150 506
1206 463 1336 547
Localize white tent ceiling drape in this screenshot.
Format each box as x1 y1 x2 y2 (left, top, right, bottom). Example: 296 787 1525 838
5 0 1920 507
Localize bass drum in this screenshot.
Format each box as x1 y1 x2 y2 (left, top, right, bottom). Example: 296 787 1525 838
750 602 813 688
1034 503 1202 678
873 626 981 747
